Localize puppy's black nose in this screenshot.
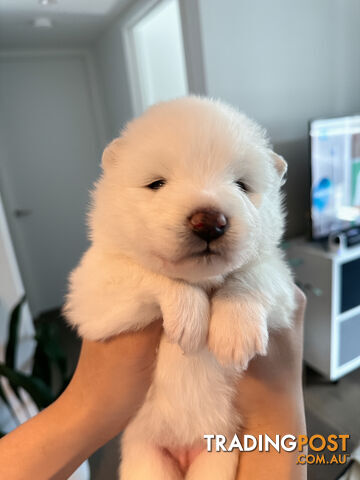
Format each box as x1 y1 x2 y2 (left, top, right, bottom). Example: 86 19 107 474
189 209 228 242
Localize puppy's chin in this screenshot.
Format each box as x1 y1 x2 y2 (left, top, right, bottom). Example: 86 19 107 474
166 258 231 283
141 248 247 283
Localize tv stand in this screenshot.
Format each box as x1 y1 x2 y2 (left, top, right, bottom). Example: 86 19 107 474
327 227 360 250
287 238 360 380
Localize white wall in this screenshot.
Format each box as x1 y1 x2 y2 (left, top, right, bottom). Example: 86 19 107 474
93 18 134 141
198 0 360 237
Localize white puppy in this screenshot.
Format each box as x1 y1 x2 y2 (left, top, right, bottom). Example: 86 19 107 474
65 96 295 479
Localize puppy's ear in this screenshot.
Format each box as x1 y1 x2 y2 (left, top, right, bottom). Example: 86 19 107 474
101 138 123 170
270 152 288 185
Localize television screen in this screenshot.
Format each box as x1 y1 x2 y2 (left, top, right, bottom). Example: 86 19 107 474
310 115 360 239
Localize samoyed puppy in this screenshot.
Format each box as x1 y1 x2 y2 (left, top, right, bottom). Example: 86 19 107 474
65 96 295 479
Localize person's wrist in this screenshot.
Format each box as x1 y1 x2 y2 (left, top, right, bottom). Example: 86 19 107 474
236 361 302 415
239 387 302 431
54 383 123 465
237 390 307 480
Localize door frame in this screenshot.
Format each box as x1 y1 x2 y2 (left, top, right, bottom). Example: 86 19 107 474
121 0 207 117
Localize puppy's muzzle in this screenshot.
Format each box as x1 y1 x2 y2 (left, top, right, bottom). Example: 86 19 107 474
188 209 228 243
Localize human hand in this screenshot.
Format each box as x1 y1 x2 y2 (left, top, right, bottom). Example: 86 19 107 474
0 319 163 480
235 286 307 479
64 318 163 437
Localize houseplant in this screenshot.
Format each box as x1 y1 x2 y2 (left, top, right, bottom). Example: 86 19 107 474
0 297 90 479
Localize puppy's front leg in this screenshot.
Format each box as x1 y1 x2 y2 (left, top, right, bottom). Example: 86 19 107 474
208 279 269 369
158 281 210 354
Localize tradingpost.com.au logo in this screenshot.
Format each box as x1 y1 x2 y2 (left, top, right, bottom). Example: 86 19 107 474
204 434 350 465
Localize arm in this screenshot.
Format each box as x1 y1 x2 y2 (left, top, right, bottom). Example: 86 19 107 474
0 320 162 480
236 287 307 479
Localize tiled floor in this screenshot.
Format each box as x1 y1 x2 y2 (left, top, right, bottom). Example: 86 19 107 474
304 366 360 480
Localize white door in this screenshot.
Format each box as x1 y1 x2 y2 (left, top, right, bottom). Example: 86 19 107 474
0 54 103 316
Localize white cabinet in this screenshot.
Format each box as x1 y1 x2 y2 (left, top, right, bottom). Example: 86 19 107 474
287 238 360 380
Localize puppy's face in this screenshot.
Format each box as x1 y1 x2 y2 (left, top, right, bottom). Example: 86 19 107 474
90 97 286 282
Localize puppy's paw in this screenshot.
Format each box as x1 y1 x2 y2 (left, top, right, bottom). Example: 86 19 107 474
208 297 268 369
162 286 210 353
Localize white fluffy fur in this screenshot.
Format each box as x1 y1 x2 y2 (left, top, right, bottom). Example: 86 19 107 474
64 96 295 479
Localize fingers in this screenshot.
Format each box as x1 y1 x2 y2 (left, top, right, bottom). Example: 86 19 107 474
127 318 163 350
293 285 307 330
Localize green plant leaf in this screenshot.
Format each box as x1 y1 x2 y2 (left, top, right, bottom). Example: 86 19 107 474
33 318 68 393
32 343 52 388
5 295 26 370
0 363 55 409
35 321 67 374
0 379 21 426
0 381 10 407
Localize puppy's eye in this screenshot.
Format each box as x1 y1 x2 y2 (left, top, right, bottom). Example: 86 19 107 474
235 180 250 193
146 179 166 190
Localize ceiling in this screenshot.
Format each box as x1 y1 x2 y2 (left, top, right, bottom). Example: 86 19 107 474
0 0 132 49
